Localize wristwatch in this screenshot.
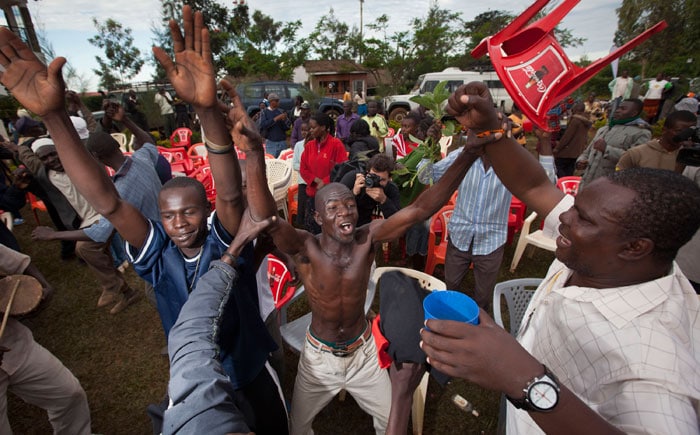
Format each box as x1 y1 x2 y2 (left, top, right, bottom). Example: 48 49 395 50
506 365 560 412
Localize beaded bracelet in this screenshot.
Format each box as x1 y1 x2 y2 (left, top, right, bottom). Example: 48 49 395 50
475 128 505 138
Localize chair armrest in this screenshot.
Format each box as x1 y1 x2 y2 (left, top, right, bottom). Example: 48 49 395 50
521 211 537 235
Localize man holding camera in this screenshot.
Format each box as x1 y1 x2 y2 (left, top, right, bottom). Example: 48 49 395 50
616 110 697 172
340 154 400 226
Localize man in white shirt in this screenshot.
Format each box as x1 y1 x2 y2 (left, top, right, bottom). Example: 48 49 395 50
155 87 175 138
642 73 670 123
420 82 700 435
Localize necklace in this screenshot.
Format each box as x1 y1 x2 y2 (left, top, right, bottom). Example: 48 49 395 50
186 247 204 293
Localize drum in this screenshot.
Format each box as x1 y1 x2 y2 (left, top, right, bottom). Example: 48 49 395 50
0 275 43 316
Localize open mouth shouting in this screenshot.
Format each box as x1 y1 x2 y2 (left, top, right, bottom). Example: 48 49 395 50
339 221 355 236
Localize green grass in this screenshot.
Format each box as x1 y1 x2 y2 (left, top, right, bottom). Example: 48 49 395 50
8 202 553 434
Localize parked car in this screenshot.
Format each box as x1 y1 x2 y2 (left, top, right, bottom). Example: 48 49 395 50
383 67 514 122
236 81 344 119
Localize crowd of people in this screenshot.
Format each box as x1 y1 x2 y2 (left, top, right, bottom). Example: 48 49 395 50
0 4 698 435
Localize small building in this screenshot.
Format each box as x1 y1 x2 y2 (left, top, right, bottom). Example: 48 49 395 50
294 60 371 100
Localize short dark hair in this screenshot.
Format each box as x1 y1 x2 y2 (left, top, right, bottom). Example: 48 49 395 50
403 112 421 126
664 110 698 129
86 131 120 160
608 168 700 263
160 176 209 208
367 153 395 173
623 98 644 116
350 119 370 137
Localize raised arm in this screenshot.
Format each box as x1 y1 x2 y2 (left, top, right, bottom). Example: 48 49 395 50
0 28 150 249
219 80 310 256
371 87 504 242
153 5 243 236
446 83 564 217
108 103 152 148
165 211 274 435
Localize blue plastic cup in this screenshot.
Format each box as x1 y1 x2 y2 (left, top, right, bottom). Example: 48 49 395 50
423 290 480 326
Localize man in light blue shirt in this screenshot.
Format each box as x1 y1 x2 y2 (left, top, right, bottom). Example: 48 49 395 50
418 151 511 309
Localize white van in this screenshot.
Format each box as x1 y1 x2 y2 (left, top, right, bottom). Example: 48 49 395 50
383 67 514 122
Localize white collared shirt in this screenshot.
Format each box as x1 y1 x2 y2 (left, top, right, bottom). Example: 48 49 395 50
508 195 700 434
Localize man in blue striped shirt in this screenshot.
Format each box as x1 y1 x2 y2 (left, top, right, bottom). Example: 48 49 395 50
418 151 511 309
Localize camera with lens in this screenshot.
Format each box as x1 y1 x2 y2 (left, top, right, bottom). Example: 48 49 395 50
674 127 700 167
365 172 382 188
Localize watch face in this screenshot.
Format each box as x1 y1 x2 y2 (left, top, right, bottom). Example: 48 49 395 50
528 380 559 410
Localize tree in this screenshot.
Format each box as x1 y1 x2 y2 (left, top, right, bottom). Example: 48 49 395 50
615 0 699 78
457 10 514 71
410 5 468 77
306 8 361 61
89 18 144 90
227 4 304 79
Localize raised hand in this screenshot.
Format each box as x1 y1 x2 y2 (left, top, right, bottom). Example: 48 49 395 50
420 310 542 397
152 5 217 109
104 102 127 122
222 210 276 264
219 79 264 153
445 82 501 133
0 29 67 117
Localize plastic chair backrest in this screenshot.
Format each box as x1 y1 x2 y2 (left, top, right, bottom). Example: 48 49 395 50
428 205 454 246
170 128 193 148
265 159 292 189
373 266 445 293
189 164 214 189
278 149 294 161
556 176 581 196
111 133 129 152
471 0 667 130
267 255 297 309
187 143 207 158
493 278 542 336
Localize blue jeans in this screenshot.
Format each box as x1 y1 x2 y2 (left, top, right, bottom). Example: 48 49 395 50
265 140 288 158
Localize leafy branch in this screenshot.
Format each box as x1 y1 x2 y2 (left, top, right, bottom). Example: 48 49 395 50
392 80 459 206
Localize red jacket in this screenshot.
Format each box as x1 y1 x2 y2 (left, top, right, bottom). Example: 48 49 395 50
300 135 348 197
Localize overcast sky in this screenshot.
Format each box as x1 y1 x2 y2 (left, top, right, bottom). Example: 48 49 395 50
23 0 622 90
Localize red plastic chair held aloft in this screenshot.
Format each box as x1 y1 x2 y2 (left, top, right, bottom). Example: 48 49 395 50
471 0 667 131
170 128 193 148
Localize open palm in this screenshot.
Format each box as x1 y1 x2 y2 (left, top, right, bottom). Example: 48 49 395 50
0 29 66 117
152 6 217 108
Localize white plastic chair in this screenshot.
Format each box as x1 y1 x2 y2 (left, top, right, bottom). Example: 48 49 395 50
372 266 446 435
493 278 541 435
492 278 541 336
265 159 292 220
110 133 129 153
509 212 556 272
